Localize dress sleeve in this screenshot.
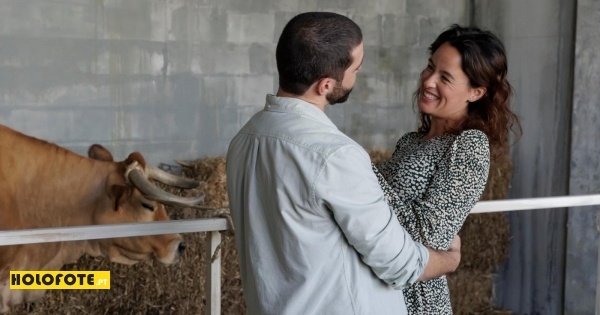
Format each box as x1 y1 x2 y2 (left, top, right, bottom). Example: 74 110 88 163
314 144 429 289
374 130 490 250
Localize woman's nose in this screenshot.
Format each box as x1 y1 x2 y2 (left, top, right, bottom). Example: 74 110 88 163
422 71 437 88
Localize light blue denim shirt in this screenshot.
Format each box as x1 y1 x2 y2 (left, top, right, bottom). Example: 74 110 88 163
226 95 429 315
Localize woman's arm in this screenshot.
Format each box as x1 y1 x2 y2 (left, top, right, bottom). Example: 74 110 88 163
375 130 490 250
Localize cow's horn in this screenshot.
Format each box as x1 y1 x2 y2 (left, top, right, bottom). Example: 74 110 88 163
175 159 197 168
147 166 200 189
126 162 205 207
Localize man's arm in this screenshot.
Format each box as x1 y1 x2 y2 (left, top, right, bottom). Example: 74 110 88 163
315 145 430 288
419 235 461 281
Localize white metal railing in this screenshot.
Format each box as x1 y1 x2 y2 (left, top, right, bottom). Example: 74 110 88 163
1 194 600 314
0 218 230 315
0 218 229 246
471 193 600 213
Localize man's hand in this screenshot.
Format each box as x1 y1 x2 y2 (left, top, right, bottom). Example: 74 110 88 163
418 235 461 281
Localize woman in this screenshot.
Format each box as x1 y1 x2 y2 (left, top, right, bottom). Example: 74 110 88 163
373 24 522 314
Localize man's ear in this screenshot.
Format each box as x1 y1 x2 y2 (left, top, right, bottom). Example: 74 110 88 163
315 77 336 96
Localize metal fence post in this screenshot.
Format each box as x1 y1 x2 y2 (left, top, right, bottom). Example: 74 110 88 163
205 231 222 315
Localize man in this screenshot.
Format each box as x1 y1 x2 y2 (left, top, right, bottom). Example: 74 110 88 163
226 12 461 315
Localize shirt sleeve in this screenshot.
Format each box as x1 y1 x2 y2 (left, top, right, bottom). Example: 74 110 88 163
375 130 490 250
313 144 429 289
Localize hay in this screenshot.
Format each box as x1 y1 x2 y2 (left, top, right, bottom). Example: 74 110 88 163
9 234 207 315
178 157 229 209
458 151 512 272
457 213 510 272
481 149 513 202
7 147 513 315
448 269 512 315
368 149 393 164
452 150 513 314
448 269 494 313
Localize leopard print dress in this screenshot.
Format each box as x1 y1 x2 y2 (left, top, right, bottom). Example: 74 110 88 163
373 129 490 315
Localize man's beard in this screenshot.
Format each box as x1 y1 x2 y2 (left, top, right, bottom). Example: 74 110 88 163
326 82 353 105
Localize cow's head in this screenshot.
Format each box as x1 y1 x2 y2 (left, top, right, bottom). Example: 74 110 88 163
87 145 203 265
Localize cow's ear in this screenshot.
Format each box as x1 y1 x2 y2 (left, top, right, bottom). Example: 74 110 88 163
89 144 114 162
109 185 130 211
125 152 147 168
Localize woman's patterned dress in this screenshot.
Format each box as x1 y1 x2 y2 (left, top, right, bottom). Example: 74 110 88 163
373 129 490 314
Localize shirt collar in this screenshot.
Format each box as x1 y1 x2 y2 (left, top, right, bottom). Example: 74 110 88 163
264 94 337 128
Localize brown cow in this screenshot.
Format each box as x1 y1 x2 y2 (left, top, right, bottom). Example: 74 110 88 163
0 124 203 313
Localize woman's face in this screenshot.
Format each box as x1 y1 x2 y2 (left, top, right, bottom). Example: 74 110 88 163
417 42 485 122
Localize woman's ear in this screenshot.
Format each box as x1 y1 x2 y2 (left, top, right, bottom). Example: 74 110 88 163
470 87 487 102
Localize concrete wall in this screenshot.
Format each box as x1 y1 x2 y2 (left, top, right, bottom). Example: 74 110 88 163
474 1 600 314
0 0 469 165
566 0 600 313
473 1 576 314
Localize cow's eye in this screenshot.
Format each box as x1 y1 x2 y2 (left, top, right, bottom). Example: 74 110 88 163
142 203 155 211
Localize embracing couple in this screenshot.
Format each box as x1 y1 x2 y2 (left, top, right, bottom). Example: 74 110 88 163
226 12 521 315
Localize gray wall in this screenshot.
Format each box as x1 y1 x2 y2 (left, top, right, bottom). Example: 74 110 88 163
476 0 600 314
0 0 470 165
566 0 600 313
474 0 576 314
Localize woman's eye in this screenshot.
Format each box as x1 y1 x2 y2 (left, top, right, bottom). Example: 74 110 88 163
142 203 155 211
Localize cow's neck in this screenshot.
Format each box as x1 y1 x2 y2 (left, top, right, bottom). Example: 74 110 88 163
4 140 116 229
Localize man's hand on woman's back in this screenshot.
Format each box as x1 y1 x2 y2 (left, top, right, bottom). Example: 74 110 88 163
418 235 461 281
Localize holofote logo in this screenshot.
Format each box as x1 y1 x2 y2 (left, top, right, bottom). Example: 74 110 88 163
10 271 110 290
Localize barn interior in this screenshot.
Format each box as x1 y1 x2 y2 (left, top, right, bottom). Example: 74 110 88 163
1 0 599 314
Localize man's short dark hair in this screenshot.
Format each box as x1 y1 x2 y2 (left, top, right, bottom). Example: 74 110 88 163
276 12 363 95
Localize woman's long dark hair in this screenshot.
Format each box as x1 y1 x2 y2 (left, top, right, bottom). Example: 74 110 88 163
414 24 522 158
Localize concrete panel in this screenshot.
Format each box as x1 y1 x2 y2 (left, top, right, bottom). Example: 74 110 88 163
352 14 382 47
170 6 228 44
380 14 419 47
565 0 600 313
234 75 275 106
249 43 277 74
407 0 469 26
213 44 251 75
504 0 561 38
0 0 96 38
373 0 407 15
474 0 575 314
226 13 274 44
